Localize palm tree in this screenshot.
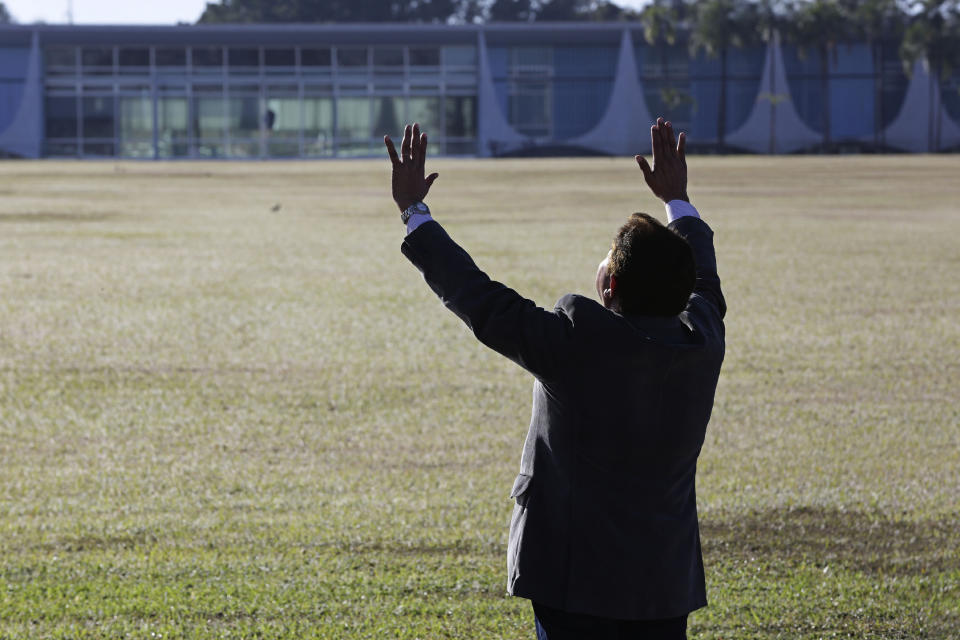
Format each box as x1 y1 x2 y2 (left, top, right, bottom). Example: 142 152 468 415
782 0 853 151
900 0 960 151
639 1 685 124
849 0 905 150
689 0 766 152
639 1 680 56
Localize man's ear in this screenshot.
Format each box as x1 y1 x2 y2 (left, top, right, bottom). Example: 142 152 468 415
603 274 618 306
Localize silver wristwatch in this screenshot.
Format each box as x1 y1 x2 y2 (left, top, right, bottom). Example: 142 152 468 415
401 201 429 224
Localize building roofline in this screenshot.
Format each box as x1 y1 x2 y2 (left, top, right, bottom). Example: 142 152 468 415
0 22 641 32
0 22 638 47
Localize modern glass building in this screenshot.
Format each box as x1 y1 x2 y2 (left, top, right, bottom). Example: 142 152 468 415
0 23 957 159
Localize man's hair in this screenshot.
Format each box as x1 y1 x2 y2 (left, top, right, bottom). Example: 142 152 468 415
608 213 696 316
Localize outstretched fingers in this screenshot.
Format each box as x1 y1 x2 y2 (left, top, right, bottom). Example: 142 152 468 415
636 155 653 183
660 120 675 163
419 133 428 171
664 120 677 150
411 123 421 165
650 121 662 167
677 131 686 162
384 135 400 166
401 124 412 162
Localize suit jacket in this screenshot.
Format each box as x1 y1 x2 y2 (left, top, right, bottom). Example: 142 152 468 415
400 215 725 620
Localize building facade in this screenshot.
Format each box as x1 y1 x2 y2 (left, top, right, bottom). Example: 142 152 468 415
0 23 958 159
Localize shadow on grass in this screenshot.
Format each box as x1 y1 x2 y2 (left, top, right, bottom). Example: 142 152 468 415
701 506 959 576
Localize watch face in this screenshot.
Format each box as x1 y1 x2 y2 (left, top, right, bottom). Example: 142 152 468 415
415 203 428 212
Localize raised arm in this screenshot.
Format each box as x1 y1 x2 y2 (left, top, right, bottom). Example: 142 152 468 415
385 123 573 381
635 118 725 320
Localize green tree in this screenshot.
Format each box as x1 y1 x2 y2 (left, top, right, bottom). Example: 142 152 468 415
639 0 681 50
200 0 465 23
782 0 855 151
689 0 765 151
900 0 960 150
586 0 638 21
536 0 583 20
488 0 535 21
846 0 905 149
457 0 487 23
639 1 693 126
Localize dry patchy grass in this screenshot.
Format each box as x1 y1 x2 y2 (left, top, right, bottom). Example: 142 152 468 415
0 156 958 638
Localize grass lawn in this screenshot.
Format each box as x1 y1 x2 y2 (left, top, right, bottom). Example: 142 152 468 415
0 156 957 638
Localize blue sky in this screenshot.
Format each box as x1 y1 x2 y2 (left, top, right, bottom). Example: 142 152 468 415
5 0 649 25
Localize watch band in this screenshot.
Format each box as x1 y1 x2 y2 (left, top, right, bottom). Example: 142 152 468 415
401 202 430 224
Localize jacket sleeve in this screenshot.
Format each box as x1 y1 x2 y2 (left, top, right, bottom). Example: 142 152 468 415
668 216 726 323
401 220 573 380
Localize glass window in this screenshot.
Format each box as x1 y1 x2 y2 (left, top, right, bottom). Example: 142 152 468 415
373 48 403 67
158 83 188 95
158 97 189 157
301 48 331 67
265 96 299 157
192 47 223 69
443 46 477 67
45 96 78 138
45 47 77 75
510 47 551 68
194 95 225 139
83 143 115 157
303 97 333 156
229 48 260 71
268 141 300 158
194 94 226 157
374 80 403 92
119 95 152 139
409 48 440 67
81 84 114 95
265 49 295 67
119 48 150 68
227 96 261 138
372 96 403 140
509 81 551 137
81 47 113 75
337 49 368 68
336 97 370 155
407 97 442 135
445 96 476 138
156 48 186 67
304 83 333 95
445 140 476 155
227 141 258 158
119 94 154 158
82 96 115 139
265 98 299 134
46 141 79 156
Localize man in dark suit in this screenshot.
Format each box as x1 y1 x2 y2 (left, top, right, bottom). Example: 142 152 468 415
384 116 725 640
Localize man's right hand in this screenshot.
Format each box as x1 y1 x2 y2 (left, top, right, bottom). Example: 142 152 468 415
636 117 688 203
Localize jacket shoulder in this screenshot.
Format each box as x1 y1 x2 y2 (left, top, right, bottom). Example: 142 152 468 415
555 293 607 317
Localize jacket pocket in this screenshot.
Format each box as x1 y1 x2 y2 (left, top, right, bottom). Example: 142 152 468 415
509 473 533 508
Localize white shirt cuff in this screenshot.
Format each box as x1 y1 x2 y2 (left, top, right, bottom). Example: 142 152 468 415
406 213 434 235
665 200 700 223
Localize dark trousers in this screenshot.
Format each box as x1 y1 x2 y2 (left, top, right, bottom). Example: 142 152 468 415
533 602 687 640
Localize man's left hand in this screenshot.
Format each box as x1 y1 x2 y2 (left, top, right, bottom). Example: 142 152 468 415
384 123 439 213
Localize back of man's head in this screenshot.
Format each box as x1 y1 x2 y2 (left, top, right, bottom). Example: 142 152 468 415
609 213 696 317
